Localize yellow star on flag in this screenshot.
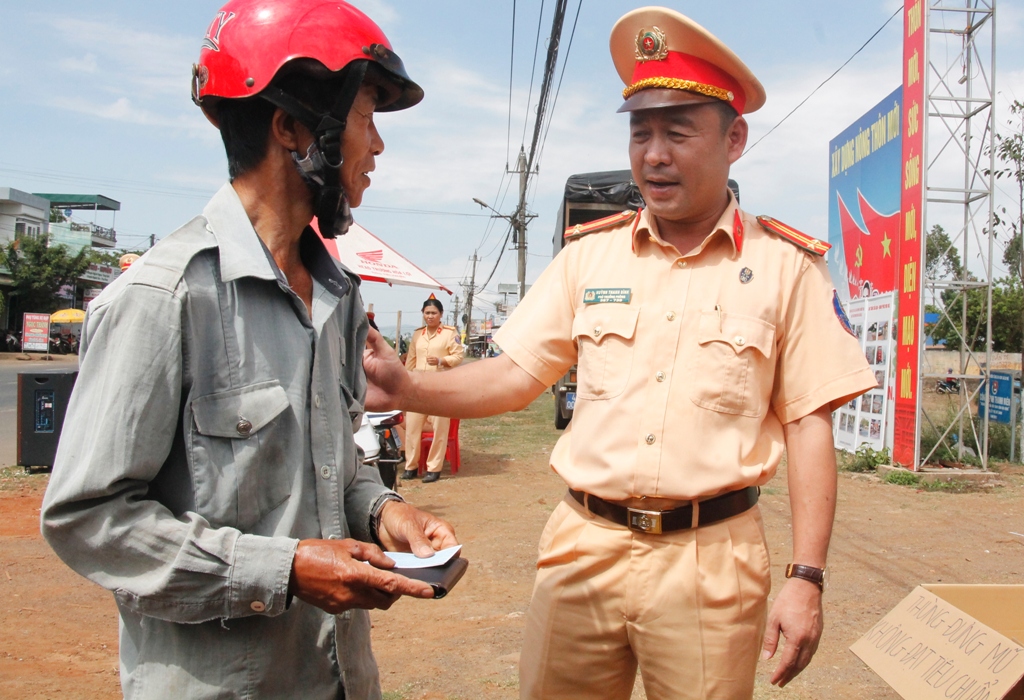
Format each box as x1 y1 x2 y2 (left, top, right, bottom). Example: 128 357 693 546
881 233 892 257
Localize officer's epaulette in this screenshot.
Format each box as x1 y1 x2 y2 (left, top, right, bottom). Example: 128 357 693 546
443 325 456 331
756 216 831 256
564 210 638 241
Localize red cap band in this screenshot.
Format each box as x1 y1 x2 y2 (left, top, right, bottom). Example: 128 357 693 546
627 51 746 114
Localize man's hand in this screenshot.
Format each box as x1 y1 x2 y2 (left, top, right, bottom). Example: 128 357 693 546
761 578 824 687
377 500 459 557
426 356 440 367
364 327 413 411
288 538 434 614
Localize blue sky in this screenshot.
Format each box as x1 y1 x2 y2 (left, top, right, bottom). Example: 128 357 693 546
2 1 1022 333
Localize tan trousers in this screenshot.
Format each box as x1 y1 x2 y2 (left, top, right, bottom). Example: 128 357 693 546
519 495 771 700
403 412 450 473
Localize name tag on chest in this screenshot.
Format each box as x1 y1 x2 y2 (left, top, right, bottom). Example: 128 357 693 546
583 288 632 304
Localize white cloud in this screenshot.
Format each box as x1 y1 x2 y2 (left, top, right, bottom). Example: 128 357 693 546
48 95 209 133
59 52 98 74
44 15 195 99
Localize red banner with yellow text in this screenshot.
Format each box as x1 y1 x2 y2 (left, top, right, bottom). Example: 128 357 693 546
893 0 926 468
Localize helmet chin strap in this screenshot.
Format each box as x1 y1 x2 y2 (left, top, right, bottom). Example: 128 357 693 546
261 61 369 238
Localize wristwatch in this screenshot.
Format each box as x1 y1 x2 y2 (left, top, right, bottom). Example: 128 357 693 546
785 563 826 590
369 492 405 548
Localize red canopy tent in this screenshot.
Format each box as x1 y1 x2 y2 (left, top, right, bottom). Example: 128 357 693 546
312 220 452 294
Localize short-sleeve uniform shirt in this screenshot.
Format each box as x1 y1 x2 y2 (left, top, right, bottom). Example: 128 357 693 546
495 195 875 501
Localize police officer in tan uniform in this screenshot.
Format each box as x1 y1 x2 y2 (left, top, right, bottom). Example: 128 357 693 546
402 297 464 483
365 7 875 698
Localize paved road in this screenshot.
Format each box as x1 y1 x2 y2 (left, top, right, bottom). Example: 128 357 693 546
0 355 79 468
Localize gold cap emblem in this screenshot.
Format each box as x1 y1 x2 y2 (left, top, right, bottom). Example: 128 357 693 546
635 26 668 62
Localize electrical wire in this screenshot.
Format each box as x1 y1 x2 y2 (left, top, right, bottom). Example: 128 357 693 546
521 0 547 145
506 0 517 168
536 0 583 169
743 5 903 156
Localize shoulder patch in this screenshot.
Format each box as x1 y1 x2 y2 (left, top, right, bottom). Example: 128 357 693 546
564 210 638 241
756 216 830 256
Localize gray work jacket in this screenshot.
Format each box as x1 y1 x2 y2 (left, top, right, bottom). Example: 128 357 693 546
41 184 393 699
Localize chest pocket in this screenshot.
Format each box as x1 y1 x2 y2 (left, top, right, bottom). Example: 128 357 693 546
190 380 294 530
688 311 775 417
572 305 640 400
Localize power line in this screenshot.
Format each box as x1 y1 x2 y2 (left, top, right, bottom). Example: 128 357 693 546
743 5 903 156
521 0 547 145
506 0 517 168
537 0 583 169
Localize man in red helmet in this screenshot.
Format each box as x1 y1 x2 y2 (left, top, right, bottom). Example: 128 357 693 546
41 2 456 697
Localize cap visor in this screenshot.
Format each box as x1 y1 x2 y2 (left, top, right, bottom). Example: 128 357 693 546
616 87 720 114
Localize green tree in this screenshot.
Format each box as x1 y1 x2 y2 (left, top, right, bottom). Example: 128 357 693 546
925 224 962 279
0 236 92 314
930 276 1022 352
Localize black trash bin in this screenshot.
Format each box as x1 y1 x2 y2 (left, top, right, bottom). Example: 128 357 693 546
17 370 78 469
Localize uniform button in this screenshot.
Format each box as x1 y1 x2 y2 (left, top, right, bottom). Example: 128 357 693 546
314 394 322 408
250 601 266 612
320 465 332 480
666 311 676 321
677 260 686 268
236 419 253 437
735 336 746 346
593 326 602 337
656 371 666 382
327 534 339 540
645 434 656 445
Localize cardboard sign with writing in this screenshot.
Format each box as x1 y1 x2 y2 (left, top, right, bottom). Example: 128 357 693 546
851 585 1024 700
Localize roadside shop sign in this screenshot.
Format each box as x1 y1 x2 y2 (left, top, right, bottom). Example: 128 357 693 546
978 372 1013 425
22 312 50 352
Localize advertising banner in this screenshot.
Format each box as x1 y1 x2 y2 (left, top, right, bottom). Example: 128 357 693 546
22 312 51 352
893 0 928 468
978 372 1014 425
834 293 895 453
828 88 903 306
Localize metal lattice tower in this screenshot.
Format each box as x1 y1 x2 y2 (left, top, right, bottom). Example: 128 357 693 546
918 0 997 467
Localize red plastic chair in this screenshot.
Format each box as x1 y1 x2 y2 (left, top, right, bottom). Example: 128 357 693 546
417 418 461 475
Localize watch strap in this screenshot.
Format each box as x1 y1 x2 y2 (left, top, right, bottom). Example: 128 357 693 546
786 563 825 590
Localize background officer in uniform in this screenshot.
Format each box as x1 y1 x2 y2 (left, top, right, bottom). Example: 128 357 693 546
364 7 875 699
402 296 465 483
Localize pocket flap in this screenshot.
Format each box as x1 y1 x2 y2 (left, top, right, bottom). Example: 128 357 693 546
697 311 775 357
571 305 640 345
192 381 291 438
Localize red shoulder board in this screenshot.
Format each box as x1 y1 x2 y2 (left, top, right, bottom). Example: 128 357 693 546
756 216 831 256
564 210 638 241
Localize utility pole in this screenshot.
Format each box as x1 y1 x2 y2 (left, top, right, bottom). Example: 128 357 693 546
464 251 478 351
512 148 529 302
451 296 461 332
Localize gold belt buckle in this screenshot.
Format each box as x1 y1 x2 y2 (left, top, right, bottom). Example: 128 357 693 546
627 508 663 534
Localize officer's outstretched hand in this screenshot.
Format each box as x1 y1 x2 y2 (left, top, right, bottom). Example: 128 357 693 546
376 500 459 557
363 327 413 411
761 577 824 687
289 538 435 614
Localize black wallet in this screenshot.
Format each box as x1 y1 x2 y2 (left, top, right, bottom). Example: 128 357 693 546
393 556 469 599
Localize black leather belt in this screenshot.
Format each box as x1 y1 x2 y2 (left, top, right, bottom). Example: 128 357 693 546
569 486 759 534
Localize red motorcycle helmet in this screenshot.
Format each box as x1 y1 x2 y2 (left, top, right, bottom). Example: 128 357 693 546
191 0 423 123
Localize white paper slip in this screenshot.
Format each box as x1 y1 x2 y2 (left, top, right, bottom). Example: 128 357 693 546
384 544 462 569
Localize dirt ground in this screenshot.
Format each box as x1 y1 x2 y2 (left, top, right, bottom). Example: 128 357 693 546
1 394 1022 699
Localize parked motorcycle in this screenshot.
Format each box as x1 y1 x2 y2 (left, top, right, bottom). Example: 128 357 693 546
2 329 20 353
369 410 404 490
48 332 68 355
936 378 960 394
